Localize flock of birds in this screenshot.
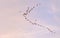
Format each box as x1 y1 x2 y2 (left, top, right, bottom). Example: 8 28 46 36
20 3 54 33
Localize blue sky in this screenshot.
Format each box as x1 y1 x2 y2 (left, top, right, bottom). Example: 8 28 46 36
0 0 60 38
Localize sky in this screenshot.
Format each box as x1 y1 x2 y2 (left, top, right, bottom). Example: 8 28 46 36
0 0 60 38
